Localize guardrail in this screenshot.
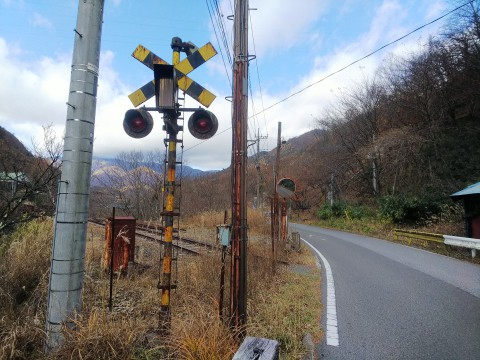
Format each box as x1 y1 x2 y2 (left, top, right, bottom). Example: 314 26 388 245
394 229 479 258
393 229 444 245
443 235 480 258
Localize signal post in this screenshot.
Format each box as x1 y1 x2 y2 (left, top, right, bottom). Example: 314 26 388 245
123 37 218 332
158 41 180 331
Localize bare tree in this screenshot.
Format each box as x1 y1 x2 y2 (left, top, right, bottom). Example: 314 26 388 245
0 125 62 234
317 75 388 197
90 150 164 220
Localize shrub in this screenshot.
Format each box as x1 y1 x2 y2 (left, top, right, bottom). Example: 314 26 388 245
379 194 445 224
316 201 369 220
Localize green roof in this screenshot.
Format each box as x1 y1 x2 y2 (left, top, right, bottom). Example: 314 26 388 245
451 182 480 198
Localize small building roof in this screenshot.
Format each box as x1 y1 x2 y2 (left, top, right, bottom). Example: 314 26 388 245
0 172 28 182
451 181 480 198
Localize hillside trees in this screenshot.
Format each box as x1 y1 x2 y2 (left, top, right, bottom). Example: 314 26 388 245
318 77 387 198
315 5 480 208
0 125 61 234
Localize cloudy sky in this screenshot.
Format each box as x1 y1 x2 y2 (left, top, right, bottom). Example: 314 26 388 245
0 0 456 170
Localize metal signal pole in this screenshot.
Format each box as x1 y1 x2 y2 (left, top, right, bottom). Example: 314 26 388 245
230 0 249 339
158 40 182 332
45 0 104 351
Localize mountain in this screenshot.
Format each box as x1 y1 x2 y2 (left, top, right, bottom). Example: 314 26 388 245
0 127 33 173
90 157 215 188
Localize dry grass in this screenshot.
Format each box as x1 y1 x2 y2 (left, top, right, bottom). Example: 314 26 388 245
0 219 53 359
0 215 322 359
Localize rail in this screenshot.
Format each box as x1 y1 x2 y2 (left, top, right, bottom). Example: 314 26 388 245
88 219 220 256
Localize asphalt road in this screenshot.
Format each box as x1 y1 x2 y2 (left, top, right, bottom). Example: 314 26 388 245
293 223 480 360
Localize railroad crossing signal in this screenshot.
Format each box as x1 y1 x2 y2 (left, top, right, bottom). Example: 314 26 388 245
128 43 217 108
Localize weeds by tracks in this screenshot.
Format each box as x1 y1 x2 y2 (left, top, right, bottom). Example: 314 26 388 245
0 209 322 359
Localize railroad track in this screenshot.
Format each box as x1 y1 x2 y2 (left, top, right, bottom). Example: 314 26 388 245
88 219 219 256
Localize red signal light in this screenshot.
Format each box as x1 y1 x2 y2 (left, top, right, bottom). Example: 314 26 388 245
123 109 154 139
188 109 218 139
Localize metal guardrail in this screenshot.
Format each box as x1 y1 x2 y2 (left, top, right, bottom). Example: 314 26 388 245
394 229 479 258
443 235 480 258
393 229 444 245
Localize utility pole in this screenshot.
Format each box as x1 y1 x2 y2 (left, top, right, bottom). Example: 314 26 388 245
330 173 334 206
281 198 287 244
254 129 267 209
271 121 281 273
230 0 249 339
45 0 104 351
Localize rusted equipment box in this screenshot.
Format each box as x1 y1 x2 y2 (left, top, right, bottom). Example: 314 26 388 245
104 216 136 273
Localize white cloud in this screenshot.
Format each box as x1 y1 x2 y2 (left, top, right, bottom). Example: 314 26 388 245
219 0 329 58
0 38 70 145
250 0 447 154
32 13 53 29
425 1 447 20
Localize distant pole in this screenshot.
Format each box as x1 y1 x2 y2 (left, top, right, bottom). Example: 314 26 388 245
45 0 104 351
270 196 276 273
230 0 249 340
108 207 116 311
281 198 287 244
255 128 267 210
330 174 334 206
271 122 281 266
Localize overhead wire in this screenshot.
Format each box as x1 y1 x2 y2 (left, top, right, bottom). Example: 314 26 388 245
186 0 471 153
249 0 475 118
205 0 233 88
249 11 269 138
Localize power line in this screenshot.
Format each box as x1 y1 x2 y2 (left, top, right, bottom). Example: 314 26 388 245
205 0 232 88
249 11 269 137
250 0 474 118
184 0 472 152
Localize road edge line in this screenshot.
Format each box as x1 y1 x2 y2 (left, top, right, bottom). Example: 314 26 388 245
302 237 339 347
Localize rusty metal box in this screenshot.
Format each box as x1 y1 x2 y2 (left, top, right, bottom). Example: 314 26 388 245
104 216 136 273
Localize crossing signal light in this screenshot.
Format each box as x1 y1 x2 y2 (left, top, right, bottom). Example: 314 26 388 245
188 109 218 139
123 108 154 139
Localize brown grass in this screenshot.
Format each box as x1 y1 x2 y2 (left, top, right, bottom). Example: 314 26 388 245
0 219 53 359
0 214 322 359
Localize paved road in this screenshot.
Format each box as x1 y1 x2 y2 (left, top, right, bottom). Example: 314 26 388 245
293 223 480 360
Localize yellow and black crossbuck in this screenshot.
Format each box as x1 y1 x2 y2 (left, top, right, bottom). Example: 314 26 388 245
128 43 217 108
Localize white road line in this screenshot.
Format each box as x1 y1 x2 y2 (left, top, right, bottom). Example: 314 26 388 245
302 237 339 347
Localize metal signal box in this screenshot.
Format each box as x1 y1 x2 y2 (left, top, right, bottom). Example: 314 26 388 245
104 216 136 273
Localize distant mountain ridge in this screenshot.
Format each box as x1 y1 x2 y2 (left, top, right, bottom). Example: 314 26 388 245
0 126 33 172
90 157 216 188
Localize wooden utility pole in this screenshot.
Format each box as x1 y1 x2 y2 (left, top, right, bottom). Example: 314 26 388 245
230 0 249 339
271 122 281 272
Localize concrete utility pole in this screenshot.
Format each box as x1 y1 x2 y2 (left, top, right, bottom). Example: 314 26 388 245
45 0 104 351
230 0 249 339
